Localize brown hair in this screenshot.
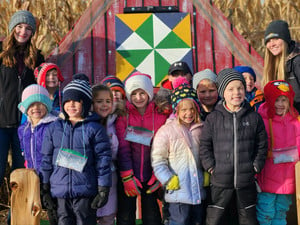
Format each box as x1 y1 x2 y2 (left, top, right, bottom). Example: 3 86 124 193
176 99 201 125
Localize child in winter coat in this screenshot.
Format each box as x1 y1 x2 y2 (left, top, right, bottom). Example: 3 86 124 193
234 66 264 111
151 82 205 225
92 84 122 225
116 72 167 225
256 80 300 224
40 74 112 225
199 68 268 225
34 63 64 113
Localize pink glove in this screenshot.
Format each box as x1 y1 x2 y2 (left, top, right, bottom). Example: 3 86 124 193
120 170 142 197
146 173 162 194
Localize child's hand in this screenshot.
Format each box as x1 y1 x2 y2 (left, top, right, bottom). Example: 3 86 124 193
146 173 162 194
166 175 180 190
91 186 110 209
120 170 142 197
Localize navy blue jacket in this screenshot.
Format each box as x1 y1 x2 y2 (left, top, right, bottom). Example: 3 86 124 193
40 113 112 198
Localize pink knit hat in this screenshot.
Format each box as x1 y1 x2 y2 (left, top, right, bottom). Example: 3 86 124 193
34 63 64 88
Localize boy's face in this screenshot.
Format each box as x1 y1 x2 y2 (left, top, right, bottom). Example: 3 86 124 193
196 79 218 107
177 99 196 126
27 102 47 121
275 95 289 116
242 73 255 92
93 90 113 118
112 90 123 103
169 70 192 83
46 69 59 88
64 100 83 120
130 88 149 110
223 80 245 111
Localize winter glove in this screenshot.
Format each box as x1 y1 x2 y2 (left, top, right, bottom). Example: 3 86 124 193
120 170 142 197
91 186 110 209
203 171 210 187
146 173 162 194
166 175 180 190
41 184 56 210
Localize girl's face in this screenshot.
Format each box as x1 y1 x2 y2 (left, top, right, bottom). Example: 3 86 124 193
14 23 33 44
196 79 218 107
130 89 149 110
93 90 113 118
223 80 245 111
177 99 196 126
112 90 123 103
243 73 255 92
266 38 284 56
275 95 289 116
27 102 47 121
45 69 59 88
64 100 83 120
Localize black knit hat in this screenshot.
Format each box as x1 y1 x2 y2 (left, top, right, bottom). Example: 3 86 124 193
62 73 92 118
168 61 192 75
216 68 246 98
264 20 291 45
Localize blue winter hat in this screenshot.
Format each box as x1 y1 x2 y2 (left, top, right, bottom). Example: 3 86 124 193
9 10 36 34
234 66 256 82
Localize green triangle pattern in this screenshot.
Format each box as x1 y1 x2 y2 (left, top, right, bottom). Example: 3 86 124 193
154 51 170 86
156 31 190 49
136 15 154 48
118 49 152 68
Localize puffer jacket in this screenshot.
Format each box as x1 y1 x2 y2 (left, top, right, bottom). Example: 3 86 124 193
152 118 205 205
116 101 167 182
0 42 44 127
18 114 57 173
257 103 300 194
40 113 112 198
199 101 268 189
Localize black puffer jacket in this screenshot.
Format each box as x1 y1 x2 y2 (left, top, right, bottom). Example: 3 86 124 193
199 101 268 189
0 42 44 127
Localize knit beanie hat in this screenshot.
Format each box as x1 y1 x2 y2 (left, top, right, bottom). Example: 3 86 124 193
18 84 52 115
101 75 125 98
233 66 256 82
34 63 64 88
168 61 192 75
193 69 217 90
9 10 36 34
125 72 153 102
216 68 246 98
264 80 296 118
62 73 92 118
171 83 200 112
264 20 291 45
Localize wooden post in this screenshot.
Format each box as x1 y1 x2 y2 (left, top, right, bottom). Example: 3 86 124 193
295 161 300 225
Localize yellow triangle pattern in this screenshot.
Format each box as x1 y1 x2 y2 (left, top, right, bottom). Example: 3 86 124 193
173 14 192 47
116 13 152 31
116 52 135 80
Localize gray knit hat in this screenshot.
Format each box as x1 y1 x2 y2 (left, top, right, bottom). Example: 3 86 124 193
9 10 36 34
216 68 246 98
193 69 217 90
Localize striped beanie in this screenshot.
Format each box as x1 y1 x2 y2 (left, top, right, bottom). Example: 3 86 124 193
125 72 153 102
34 63 64 88
101 75 125 98
216 68 246 98
9 10 36 34
62 73 92 118
18 84 52 115
193 69 217 90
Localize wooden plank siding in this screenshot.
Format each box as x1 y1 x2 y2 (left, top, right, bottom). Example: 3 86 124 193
47 0 264 87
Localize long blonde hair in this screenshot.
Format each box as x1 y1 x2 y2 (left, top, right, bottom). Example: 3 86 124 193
0 29 38 70
262 41 288 87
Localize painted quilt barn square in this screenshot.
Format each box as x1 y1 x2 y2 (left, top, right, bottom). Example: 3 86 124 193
115 12 193 86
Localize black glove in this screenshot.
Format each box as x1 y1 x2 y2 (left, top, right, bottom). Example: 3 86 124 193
41 183 56 210
91 186 110 209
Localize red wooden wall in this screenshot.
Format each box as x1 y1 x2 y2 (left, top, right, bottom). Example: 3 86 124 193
47 0 264 87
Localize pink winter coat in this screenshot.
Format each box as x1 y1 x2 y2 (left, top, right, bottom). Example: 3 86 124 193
257 103 300 194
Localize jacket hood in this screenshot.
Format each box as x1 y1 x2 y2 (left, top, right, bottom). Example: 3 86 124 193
287 41 300 61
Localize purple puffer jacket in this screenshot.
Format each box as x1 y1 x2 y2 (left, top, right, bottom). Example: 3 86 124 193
18 114 57 174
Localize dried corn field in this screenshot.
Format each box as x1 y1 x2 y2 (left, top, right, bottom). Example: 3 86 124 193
0 0 299 57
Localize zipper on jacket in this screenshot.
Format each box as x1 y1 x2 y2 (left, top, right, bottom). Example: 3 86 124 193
69 124 74 196
233 112 237 188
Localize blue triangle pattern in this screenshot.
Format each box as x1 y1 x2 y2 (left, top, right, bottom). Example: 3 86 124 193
155 13 188 30
115 17 133 49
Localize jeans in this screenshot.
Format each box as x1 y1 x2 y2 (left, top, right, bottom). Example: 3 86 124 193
0 128 24 186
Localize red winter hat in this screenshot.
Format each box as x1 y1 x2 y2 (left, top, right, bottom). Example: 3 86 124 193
264 80 296 118
34 63 64 88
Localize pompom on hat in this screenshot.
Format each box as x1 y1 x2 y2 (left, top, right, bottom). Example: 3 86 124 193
192 69 217 90
18 84 52 115
264 80 297 118
233 66 256 82
101 75 125 98
34 63 64 88
62 73 92 118
264 20 291 45
9 10 36 34
125 72 153 102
